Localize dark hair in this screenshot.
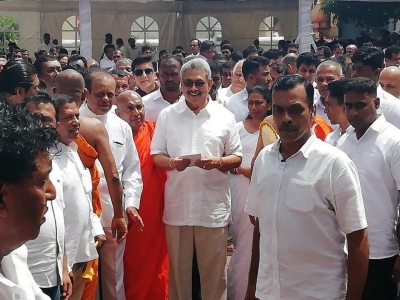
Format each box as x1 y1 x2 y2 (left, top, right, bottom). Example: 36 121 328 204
105 33 112 38
317 46 331 59
158 54 183 70
333 43 344 50
0 99 58 184
116 38 123 44
68 54 87 69
221 61 236 69
175 45 184 51
58 47 68 56
12 48 21 54
37 50 47 57
142 45 151 53
172 48 187 57
0 60 38 94
230 51 243 63
272 74 314 109
296 52 320 69
220 40 230 47
200 40 215 53
132 55 153 70
243 45 258 59
213 53 227 61
84 68 108 92
58 54 68 61
108 68 129 77
352 47 384 71
43 33 50 38
159 50 167 60
262 49 283 61
343 77 377 98
221 44 234 53
207 60 223 75
288 43 299 50
190 39 201 47
243 56 269 80
63 64 88 78
327 80 347 105
270 62 289 76
103 44 115 53
33 56 56 75
22 90 53 108
51 94 75 121
249 84 272 104
384 45 400 60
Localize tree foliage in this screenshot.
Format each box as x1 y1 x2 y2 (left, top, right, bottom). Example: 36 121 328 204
321 0 400 28
0 15 19 44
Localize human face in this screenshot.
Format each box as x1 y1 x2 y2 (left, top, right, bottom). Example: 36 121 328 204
209 71 222 100
159 59 181 92
21 51 29 62
333 47 343 57
232 65 245 90
12 52 22 60
248 91 270 121
113 51 123 63
117 63 132 75
344 91 379 134
254 65 271 86
128 39 136 49
143 49 152 56
56 102 80 145
181 68 213 107
39 51 48 58
346 47 356 56
379 70 400 98
316 50 326 60
190 40 200 55
116 95 144 134
272 84 313 144
351 62 379 81
26 102 57 128
113 76 130 96
221 67 232 88
324 93 344 125
133 62 156 92
87 74 116 115
43 35 50 44
105 47 114 60
222 49 231 59
40 60 62 88
385 52 400 67
288 47 299 55
0 151 55 243
316 65 342 99
49 50 58 59
269 68 283 88
298 63 317 83
59 56 68 65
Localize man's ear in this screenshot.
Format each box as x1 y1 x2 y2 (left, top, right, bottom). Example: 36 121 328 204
15 87 24 98
374 97 380 110
374 68 382 78
0 184 8 218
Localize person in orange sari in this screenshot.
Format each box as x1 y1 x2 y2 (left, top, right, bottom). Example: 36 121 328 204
116 90 169 300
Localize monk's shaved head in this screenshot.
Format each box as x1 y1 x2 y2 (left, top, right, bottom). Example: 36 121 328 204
115 90 145 134
54 69 85 107
115 90 143 107
379 66 400 98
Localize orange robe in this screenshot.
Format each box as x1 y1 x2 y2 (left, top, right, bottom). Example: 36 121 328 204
311 115 333 140
124 121 169 300
75 134 101 299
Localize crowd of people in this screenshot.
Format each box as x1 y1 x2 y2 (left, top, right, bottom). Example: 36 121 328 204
0 27 400 300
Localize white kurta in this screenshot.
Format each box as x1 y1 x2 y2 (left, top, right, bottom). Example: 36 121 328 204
227 122 258 300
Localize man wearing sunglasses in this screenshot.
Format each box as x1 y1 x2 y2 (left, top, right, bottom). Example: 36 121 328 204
151 58 242 300
132 55 158 97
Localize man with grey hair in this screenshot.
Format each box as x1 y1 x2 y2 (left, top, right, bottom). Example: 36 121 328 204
346 44 357 57
315 60 344 127
281 53 298 74
151 58 242 300
116 58 134 90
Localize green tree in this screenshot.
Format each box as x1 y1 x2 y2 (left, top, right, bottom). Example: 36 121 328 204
321 0 400 29
0 15 20 44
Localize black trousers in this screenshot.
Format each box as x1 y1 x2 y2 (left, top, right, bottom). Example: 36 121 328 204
362 255 398 300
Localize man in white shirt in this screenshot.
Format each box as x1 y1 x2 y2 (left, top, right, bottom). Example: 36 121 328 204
245 75 368 300
0 100 58 300
100 44 116 70
33 57 62 95
296 52 321 106
51 94 105 300
127 38 142 60
224 56 270 121
116 38 129 59
379 66 400 99
315 60 344 128
217 60 245 104
188 38 201 57
23 92 72 300
36 33 52 57
337 77 400 300
351 46 400 128
220 61 235 88
324 80 350 146
80 70 143 300
143 54 182 121
151 58 242 300
384 45 400 67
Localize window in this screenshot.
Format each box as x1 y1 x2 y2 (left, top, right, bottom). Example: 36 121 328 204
0 15 19 51
131 16 159 50
196 16 222 46
259 16 284 50
62 16 80 53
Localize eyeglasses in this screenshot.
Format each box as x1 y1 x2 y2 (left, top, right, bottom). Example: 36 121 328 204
134 68 154 76
182 80 206 88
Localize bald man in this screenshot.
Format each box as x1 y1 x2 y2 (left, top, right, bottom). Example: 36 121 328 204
379 66 400 99
87 59 100 68
281 53 298 75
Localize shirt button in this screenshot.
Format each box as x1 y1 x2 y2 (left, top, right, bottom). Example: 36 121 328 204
15 294 20 299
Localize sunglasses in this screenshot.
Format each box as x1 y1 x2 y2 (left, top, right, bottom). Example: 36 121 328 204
182 80 206 88
134 68 154 76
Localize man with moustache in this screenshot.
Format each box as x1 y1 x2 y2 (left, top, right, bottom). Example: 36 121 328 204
245 75 368 300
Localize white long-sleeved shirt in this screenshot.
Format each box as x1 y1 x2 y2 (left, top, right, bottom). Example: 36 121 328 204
52 141 103 268
0 245 50 300
25 163 65 288
151 99 242 227
224 88 249 122
80 104 143 227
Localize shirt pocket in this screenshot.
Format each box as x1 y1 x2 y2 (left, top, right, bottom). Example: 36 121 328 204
285 178 315 213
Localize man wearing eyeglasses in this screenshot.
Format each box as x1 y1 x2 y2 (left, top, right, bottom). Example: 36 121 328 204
200 40 217 60
151 58 242 300
132 55 158 97
188 38 201 57
384 45 400 67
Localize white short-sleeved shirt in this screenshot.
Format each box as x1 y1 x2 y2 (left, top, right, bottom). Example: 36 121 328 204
36 43 53 53
151 99 242 227
143 89 179 122
324 126 348 147
337 115 400 259
0 245 50 300
245 134 367 300
377 85 400 129
25 163 65 288
217 86 234 104
224 88 249 122
99 57 115 69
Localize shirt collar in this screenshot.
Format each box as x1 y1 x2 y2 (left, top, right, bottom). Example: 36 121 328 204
80 103 108 122
241 88 249 101
177 95 214 115
271 132 316 159
347 115 385 139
